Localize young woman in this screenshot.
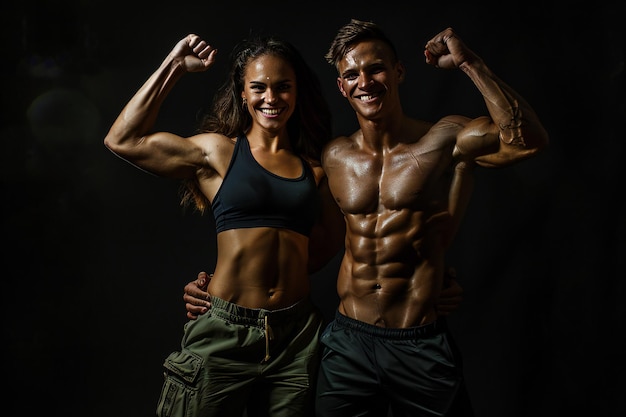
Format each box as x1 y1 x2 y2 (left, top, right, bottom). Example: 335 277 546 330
104 33 341 417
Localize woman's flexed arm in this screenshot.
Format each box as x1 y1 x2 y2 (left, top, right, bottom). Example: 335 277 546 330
104 34 218 177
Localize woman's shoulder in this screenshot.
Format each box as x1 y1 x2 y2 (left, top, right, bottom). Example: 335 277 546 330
185 132 236 167
188 132 237 151
189 131 235 142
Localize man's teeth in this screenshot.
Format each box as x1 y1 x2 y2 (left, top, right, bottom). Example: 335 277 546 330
359 95 374 101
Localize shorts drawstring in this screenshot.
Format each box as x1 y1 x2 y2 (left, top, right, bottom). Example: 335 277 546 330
207 296 311 364
262 315 274 363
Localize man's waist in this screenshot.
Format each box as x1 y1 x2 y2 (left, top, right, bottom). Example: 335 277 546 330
333 308 445 338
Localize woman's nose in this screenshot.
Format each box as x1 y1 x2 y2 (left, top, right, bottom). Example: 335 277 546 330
264 90 278 104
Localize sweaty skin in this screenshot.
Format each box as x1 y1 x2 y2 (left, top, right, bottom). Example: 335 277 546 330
104 35 338 311
182 27 547 327
322 28 547 328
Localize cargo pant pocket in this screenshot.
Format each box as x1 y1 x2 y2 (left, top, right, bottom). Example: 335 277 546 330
156 350 203 417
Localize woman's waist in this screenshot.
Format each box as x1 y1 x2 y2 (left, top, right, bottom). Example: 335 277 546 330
207 294 316 326
207 271 311 310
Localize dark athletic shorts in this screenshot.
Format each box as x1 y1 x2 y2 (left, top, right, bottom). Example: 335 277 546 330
315 311 465 417
157 296 324 417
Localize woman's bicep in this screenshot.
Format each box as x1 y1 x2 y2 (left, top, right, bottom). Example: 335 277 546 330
120 132 209 178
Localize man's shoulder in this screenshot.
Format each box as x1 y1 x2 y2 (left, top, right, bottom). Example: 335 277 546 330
430 115 471 130
324 133 358 150
321 133 359 165
417 115 471 144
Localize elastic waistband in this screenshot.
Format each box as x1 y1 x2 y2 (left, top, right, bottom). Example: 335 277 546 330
210 296 314 328
333 311 446 339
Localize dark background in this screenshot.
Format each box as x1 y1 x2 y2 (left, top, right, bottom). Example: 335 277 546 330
2 1 624 416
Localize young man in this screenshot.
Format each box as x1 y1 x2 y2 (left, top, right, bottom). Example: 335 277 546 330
312 20 548 416
185 20 548 416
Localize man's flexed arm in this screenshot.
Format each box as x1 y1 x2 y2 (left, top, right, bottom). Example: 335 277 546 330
183 272 212 320
424 28 549 167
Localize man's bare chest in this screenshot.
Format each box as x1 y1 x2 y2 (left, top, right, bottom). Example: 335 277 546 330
328 151 444 214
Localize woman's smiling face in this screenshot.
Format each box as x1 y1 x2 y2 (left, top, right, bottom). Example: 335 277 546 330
242 54 298 132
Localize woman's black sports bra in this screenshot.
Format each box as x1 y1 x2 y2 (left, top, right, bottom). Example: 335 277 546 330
211 135 319 237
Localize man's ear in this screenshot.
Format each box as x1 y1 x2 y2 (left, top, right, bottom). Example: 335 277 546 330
337 78 348 98
396 61 406 83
